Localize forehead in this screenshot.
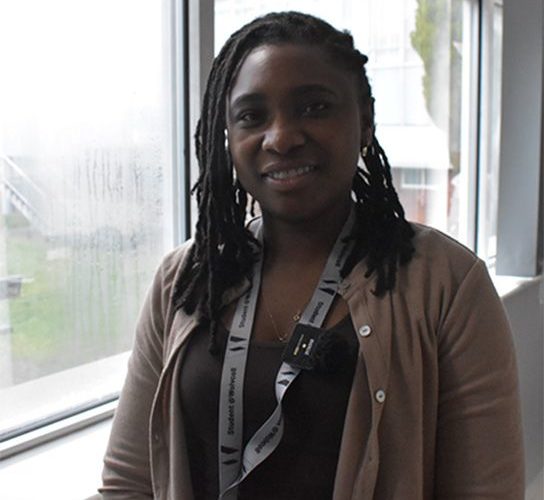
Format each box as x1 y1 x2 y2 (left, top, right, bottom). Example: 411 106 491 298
228 43 357 102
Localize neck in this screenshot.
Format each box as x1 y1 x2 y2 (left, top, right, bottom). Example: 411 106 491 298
261 202 352 268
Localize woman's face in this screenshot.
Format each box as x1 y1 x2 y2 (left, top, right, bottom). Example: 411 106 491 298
226 43 368 224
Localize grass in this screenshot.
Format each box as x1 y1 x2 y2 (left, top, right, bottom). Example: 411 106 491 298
2 212 158 383
7 230 68 359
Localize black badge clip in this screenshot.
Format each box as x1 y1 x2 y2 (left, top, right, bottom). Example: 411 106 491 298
282 323 325 370
283 323 349 373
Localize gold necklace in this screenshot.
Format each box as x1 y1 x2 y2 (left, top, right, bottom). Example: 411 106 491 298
261 294 301 343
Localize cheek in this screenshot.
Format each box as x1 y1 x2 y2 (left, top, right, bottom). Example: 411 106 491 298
335 129 362 167
229 138 264 190
231 150 257 191
226 131 252 164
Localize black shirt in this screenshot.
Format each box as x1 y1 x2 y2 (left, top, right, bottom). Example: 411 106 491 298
179 316 358 500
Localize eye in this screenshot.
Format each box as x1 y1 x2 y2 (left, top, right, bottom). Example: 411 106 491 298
301 101 330 116
234 109 264 127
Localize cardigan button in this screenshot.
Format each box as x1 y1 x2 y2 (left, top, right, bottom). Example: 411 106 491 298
358 324 372 337
375 389 386 403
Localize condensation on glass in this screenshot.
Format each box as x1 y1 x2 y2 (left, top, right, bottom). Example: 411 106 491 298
215 0 473 244
0 0 172 435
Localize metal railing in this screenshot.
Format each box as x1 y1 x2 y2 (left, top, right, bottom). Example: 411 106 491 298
0 154 50 233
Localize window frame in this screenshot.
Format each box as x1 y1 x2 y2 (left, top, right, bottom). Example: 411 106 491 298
0 0 190 459
495 0 543 276
188 0 214 231
2 0 542 461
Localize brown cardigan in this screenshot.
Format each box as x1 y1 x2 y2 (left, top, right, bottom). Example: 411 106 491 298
100 224 524 499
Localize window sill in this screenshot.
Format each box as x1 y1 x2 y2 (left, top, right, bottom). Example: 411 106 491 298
0 352 129 459
0 416 112 500
0 353 128 499
491 272 542 300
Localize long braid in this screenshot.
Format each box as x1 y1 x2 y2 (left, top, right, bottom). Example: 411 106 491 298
343 138 415 294
173 29 262 350
173 12 415 351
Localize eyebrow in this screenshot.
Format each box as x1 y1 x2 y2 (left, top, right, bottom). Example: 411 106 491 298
229 84 338 109
292 84 338 97
229 93 264 110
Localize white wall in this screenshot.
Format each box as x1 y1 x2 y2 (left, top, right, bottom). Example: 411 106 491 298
502 279 544 499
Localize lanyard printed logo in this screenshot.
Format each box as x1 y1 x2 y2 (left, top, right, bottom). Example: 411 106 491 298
218 210 355 499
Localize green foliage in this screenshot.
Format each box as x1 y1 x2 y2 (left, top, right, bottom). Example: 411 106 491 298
410 0 463 171
2 213 151 383
411 0 449 121
7 231 66 360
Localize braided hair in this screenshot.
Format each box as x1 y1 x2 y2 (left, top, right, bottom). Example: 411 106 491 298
173 11 415 352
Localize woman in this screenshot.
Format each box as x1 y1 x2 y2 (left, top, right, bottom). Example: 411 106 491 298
100 11 524 499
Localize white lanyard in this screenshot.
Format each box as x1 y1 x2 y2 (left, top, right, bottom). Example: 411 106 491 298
218 210 355 499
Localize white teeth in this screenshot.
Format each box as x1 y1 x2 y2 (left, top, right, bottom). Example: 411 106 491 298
267 165 315 180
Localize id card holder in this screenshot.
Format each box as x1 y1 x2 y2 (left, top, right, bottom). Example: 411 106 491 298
282 323 326 370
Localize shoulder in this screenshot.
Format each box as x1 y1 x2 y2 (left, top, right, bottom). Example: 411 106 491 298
393 223 499 325
389 224 493 313
411 223 477 266
405 223 482 287
156 238 195 285
143 239 195 325
348 223 483 295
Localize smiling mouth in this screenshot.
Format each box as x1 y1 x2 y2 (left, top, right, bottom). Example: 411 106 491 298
264 165 317 181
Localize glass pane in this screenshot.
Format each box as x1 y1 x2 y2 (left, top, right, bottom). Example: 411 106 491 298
0 0 172 435
477 1 503 266
215 0 471 243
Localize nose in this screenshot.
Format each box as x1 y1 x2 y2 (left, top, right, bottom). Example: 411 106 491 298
262 115 305 154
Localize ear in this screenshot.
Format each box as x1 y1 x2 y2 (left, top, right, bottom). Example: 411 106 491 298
361 125 373 150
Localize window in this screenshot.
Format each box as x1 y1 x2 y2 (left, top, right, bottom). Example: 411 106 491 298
477 0 503 266
0 0 181 450
214 0 480 248
401 168 431 189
